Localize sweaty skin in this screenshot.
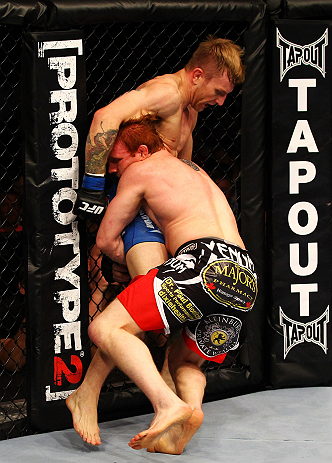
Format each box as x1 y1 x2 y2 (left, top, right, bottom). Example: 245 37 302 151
97 148 244 264
86 69 233 174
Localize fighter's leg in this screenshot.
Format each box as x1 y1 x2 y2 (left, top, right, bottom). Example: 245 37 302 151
126 241 168 278
126 238 175 390
147 335 206 454
159 330 181 393
68 216 169 445
66 347 114 445
89 298 192 450
168 335 207 410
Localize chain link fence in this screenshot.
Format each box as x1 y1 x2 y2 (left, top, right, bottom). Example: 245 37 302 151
0 23 27 440
0 18 247 439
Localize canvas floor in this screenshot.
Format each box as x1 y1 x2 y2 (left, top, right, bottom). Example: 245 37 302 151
1 387 331 463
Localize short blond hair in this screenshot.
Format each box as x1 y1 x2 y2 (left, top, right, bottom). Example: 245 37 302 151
185 35 245 85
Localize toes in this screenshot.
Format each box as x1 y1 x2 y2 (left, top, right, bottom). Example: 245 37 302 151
130 433 142 444
128 430 151 450
128 436 144 450
79 430 100 446
128 441 140 449
129 444 142 450
86 433 101 446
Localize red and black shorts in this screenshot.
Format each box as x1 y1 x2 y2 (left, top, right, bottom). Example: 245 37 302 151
117 237 258 363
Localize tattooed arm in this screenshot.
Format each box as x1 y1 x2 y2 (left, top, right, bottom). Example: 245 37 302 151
84 81 182 175
85 89 149 175
85 124 118 175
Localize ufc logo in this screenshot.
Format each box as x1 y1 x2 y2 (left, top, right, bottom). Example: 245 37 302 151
78 201 104 215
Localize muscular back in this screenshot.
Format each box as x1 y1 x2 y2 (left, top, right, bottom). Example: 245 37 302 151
122 150 245 255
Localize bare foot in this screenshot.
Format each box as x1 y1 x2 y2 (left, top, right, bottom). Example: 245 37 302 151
147 409 204 454
128 403 192 450
66 388 101 445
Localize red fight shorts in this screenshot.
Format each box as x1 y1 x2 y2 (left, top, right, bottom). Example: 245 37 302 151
118 270 227 363
118 269 165 332
117 237 258 364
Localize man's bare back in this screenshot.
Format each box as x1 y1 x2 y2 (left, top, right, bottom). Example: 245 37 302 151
100 149 244 262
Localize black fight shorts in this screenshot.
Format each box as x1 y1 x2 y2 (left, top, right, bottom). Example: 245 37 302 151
118 237 258 363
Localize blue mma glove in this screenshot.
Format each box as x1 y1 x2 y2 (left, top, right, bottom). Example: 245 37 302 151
74 174 106 221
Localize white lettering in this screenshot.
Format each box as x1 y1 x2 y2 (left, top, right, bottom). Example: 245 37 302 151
288 79 316 111
45 385 75 401
289 242 318 276
49 89 77 124
291 283 318 316
48 56 77 89
51 157 79 189
54 221 80 254
50 123 78 160
287 120 318 153
54 288 80 322
40 37 83 400
54 254 80 289
54 321 82 354
52 187 77 225
288 201 318 235
289 161 316 194
38 39 83 58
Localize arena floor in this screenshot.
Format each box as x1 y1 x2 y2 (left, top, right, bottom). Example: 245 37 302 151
1 387 331 462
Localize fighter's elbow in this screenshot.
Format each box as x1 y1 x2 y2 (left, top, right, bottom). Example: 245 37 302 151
96 234 123 263
96 233 107 254
92 107 107 125
93 105 121 128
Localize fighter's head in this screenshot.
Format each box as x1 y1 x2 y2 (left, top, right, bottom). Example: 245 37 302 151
108 115 164 176
185 36 245 112
185 35 245 85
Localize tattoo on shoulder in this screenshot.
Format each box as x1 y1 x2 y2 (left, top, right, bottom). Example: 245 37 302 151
180 159 200 171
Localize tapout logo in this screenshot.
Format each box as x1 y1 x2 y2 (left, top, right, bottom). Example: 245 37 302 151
280 308 329 358
277 28 328 81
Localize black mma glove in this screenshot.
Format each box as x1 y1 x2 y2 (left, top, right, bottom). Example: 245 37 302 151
74 174 106 221
101 254 114 284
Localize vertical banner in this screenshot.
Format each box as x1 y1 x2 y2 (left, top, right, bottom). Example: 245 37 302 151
22 31 90 431
270 20 332 387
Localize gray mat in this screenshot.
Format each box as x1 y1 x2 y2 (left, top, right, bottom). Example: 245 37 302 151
1 387 331 463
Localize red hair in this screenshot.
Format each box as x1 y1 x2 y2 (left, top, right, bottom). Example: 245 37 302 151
118 115 164 154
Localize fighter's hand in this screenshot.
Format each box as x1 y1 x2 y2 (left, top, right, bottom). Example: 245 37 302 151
74 174 106 221
112 262 130 283
101 255 130 284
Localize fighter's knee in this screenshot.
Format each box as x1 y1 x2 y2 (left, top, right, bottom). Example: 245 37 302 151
88 316 105 347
